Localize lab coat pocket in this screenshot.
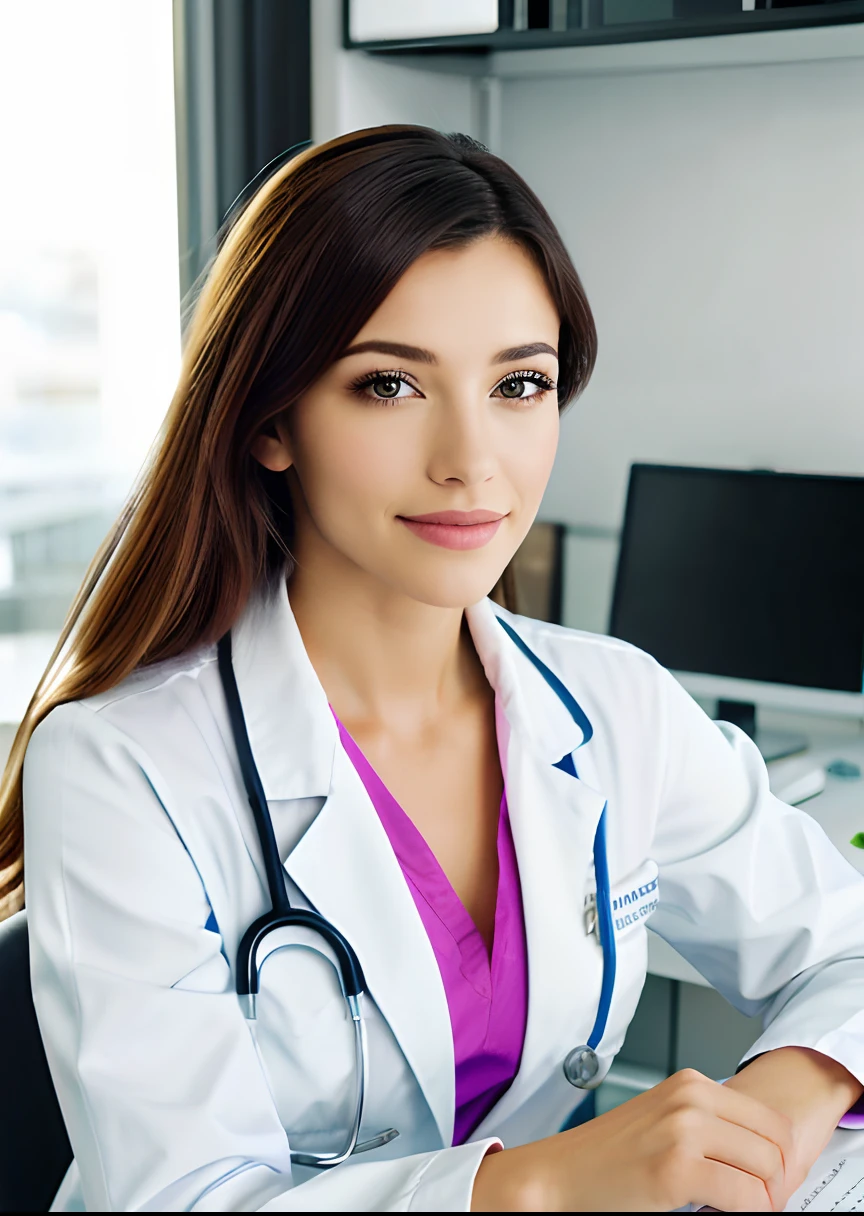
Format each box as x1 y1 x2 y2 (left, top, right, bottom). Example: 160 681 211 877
609 857 660 941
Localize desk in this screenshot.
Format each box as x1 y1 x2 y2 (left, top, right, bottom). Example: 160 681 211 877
648 729 864 987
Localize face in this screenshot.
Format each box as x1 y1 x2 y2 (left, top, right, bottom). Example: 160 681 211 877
251 234 561 610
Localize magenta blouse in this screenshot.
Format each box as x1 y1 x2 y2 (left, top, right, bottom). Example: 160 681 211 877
330 707 529 1145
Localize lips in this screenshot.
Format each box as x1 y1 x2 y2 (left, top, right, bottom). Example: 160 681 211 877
397 509 507 551
400 509 505 525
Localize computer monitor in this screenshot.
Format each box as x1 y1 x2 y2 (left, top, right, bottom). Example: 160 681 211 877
609 464 864 757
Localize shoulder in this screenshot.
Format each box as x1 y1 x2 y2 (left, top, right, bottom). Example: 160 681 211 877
25 640 220 775
80 641 218 715
22 642 239 889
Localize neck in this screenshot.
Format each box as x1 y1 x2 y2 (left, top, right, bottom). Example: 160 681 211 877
286 564 490 739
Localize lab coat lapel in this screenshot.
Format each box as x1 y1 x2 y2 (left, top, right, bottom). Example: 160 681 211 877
463 600 608 1133
281 725 457 1151
227 577 456 1148
475 736 607 1131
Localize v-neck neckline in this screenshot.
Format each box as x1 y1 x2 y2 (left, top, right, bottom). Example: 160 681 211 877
328 706 507 976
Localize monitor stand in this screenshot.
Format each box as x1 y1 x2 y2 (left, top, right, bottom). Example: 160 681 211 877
716 700 808 762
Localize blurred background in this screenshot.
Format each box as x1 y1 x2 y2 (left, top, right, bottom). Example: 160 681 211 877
2 0 864 1112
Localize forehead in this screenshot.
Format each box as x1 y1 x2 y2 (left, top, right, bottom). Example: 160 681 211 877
352 236 559 357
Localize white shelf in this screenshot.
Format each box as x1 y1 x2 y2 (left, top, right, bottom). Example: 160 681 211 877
675 671 864 722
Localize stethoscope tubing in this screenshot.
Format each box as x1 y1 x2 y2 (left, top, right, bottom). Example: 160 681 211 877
587 806 615 1051
217 632 368 999
216 612 618 1164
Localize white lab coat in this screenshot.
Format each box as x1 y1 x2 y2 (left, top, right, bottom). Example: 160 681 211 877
22 577 864 1212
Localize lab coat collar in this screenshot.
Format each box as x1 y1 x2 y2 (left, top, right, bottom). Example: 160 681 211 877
229 576 589 806
229 576 339 803
463 598 590 764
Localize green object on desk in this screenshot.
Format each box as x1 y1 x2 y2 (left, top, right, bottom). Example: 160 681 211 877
851 832 864 849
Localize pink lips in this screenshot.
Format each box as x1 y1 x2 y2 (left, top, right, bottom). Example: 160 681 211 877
398 509 507 550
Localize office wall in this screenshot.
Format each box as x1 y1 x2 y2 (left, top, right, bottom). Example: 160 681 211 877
499 58 864 533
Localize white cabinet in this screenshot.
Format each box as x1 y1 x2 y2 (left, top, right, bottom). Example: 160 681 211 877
348 0 499 44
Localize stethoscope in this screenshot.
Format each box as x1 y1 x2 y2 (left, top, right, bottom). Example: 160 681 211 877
216 615 616 1169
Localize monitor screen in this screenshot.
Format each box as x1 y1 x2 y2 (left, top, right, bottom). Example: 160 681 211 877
609 464 864 694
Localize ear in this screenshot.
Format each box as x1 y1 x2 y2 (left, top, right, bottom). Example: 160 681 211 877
250 419 293 472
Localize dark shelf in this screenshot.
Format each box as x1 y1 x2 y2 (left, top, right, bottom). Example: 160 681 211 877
343 0 864 54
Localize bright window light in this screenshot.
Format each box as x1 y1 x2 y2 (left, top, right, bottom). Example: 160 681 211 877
0 0 179 636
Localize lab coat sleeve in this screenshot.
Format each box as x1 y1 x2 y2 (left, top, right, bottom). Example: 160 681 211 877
645 661 864 1085
23 701 499 1213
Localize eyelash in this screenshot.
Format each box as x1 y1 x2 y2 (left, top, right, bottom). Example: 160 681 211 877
348 368 557 405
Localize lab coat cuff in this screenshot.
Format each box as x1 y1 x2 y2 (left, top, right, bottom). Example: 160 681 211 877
736 1030 864 1092
408 1138 503 1212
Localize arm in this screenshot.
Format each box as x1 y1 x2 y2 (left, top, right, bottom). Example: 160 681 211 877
23 701 498 1212
647 663 864 1185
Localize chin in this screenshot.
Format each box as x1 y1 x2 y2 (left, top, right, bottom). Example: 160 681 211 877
398 567 504 611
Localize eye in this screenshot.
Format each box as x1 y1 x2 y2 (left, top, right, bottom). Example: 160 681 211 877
349 370 420 403
492 370 556 402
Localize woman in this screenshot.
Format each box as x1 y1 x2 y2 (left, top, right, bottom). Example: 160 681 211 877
2 125 863 1212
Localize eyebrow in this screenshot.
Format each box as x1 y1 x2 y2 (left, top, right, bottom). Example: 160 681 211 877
337 340 558 365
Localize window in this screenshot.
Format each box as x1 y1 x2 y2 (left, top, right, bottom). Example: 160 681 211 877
0 0 180 650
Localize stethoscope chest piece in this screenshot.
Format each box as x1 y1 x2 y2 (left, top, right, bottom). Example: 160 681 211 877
563 1045 600 1088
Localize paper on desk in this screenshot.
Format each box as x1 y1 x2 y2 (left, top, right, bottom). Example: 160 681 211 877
784 1128 864 1212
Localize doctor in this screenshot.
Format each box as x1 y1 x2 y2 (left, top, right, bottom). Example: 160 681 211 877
4 124 864 1212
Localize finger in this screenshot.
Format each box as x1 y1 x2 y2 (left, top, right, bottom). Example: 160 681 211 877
690 1157 775 1214
714 1084 793 1167
699 1116 786 1211
686 1075 794 1175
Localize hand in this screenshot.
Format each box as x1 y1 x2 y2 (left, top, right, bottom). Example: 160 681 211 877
722 1047 864 1202
471 1068 794 1212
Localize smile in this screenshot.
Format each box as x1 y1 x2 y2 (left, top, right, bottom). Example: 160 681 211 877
397 510 507 551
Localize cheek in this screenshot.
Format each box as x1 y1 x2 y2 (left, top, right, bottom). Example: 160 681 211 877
506 406 560 503
295 409 414 518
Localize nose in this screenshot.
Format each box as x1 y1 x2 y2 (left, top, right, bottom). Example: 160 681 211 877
425 393 498 489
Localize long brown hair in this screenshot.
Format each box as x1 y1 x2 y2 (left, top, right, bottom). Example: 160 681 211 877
0 124 597 916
